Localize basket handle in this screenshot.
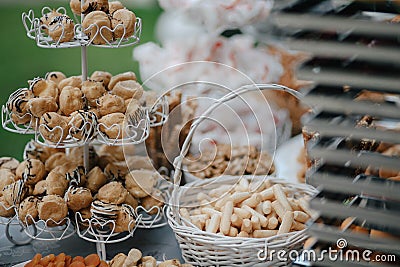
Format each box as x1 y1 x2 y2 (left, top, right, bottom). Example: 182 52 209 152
171 83 305 188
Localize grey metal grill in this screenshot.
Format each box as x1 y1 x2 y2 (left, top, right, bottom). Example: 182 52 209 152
270 0 400 266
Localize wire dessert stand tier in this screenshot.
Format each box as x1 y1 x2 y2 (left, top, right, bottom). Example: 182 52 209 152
0 1 170 260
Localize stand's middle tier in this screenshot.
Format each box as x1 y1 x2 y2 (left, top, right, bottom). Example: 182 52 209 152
2 71 169 148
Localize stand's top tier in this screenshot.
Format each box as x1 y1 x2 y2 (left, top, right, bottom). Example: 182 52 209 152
22 3 142 49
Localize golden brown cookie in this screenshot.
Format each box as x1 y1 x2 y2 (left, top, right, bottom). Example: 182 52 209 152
86 166 107 193
108 1 124 14
0 169 15 191
114 205 135 233
97 181 127 204
82 0 109 14
139 90 158 107
70 0 82 14
109 253 127 267
39 10 63 33
39 112 70 143
111 8 136 39
66 186 93 211
68 110 97 141
45 152 67 172
2 180 27 206
58 75 82 90
112 80 143 100
29 78 59 101
97 153 118 170
32 180 47 195
0 157 20 174
18 196 39 225
45 169 68 196
124 192 138 209
140 189 164 215
90 199 119 221
48 15 75 43
59 86 85 115
82 11 113 45
38 195 68 226
98 112 125 139
81 79 107 107
0 196 15 217
123 248 142 266
97 94 125 116
27 97 58 118
7 89 33 116
16 158 46 185
45 71 66 86
24 143 64 163
98 145 125 161
126 155 154 170
104 161 129 181
125 170 156 198
108 72 136 90
90 71 112 89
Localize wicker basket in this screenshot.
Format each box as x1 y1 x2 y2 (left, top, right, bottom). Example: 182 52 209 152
166 84 318 266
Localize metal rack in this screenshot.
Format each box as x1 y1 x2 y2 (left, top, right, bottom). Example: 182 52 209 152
0 1 170 261
271 0 400 266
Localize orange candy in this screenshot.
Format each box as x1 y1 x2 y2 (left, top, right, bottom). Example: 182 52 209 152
25 254 42 267
84 254 100 267
72 256 85 263
68 262 85 267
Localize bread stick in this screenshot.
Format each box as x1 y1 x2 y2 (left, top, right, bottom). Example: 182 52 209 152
206 214 221 233
220 201 234 235
253 230 278 238
272 184 292 212
242 205 268 227
278 211 293 235
233 207 251 219
293 211 309 223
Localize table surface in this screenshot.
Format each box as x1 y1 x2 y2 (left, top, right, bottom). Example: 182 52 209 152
0 222 183 267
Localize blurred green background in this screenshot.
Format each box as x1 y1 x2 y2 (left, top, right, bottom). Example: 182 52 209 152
0 1 162 160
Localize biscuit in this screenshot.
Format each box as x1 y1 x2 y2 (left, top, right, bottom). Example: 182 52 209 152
59 86 85 115
0 196 15 217
2 180 27 206
111 8 136 39
58 76 82 90
104 161 129 181
0 157 20 174
98 144 125 161
86 166 107 193
139 90 158 107
45 152 67 172
24 142 64 163
68 110 97 141
66 146 98 169
39 112 70 143
114 205 135 233
97 153 118 170
78 207 92 220
16 158 46 185
10 113 34 126
81 79 106 107
27 97 58 118
39 10 63 33
45 71 66 86
125 170 156 198
29 78 59 101
98 112 125 139
65 165 86 187
45 169 68 196
124 193 138 209
32 180 47 196
140 189 164 215
97 94 125 116
108 72 136 90
66 186 93 211
18 196 39 225
108 1 124 14
7 89 33 116
90 71 112 89
112 80 143 100
70 0 82 14
48 15 75 43
90 199 119 221
125 155 153 170
97 181 127 204
82 0 109 14
0 169 16 191
109 253 127 267
38 195 68 226
82 11 113 45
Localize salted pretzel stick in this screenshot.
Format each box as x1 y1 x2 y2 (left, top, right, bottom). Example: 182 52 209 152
233 207 251 219
278 211 293 235
253 230 278 238
231 192 251 204
242 205 268 227
220 201 234 235
272 184 292 212
206 214 221 233
293 211 310 223
231 214 243 228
